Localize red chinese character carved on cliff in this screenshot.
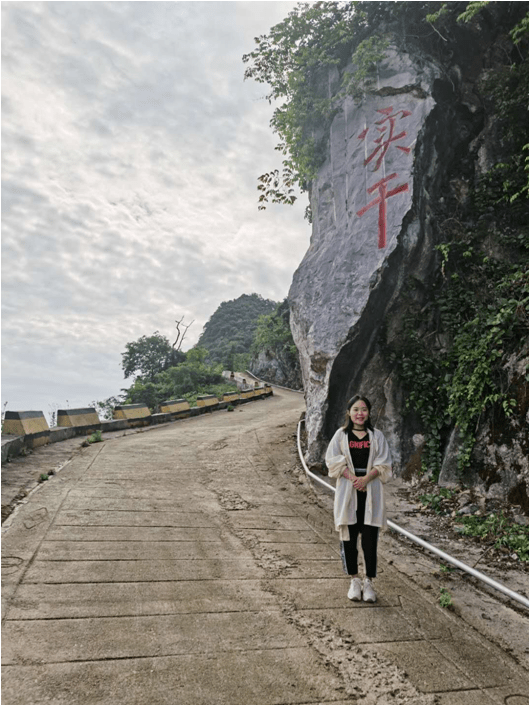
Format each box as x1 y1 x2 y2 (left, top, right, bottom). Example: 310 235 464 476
356 106 411 248
356 173 408 249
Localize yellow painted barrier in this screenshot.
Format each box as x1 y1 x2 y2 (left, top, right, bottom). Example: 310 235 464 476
3 411 50 447
113 404 151 423
196 395 219 408
3 411 49 436
1 384 272 463
223 392 239 403
57 408 100 428
160 399 191 414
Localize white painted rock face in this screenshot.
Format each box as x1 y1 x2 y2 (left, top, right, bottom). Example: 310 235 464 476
289 47 440 463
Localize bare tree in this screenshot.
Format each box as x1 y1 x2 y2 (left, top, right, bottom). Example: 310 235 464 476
173 316 194 351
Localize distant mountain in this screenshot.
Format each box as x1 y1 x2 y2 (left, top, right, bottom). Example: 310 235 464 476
197 293 277 369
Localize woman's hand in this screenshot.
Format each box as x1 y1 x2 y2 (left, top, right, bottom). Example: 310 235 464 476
352 475 368 492
343 470 368 492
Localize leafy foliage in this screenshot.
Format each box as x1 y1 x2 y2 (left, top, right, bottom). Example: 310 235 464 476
121 331 185 381
456 512 529 561
439 563 456 574
392 229 527 480
250 299 301 383
115 294 281 411
419 488 457 515
456 1 490 23
89 396 123 421
511 11 529 45
123 347 236 410
340 34 389 98
243 1 510 213
251 299 297 358
439 587 453 609
243 2 383 212
87 430 103 444
196 293 277 369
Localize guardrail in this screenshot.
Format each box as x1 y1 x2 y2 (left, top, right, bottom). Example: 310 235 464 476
296 419 529 610
1 387 273 463
243 371 304 394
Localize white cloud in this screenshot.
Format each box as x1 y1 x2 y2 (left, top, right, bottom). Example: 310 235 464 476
2 1 311 411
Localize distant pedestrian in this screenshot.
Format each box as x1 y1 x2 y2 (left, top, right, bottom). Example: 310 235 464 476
325 395 392 603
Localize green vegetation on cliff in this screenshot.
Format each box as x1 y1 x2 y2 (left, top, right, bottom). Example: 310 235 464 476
387 9 528 479
249 299 302 387
246 1 528 481
197 293 277 370
251 299 297 359
244 2 528 216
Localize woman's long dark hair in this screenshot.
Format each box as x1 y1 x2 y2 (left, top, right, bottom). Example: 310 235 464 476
341 395 374 433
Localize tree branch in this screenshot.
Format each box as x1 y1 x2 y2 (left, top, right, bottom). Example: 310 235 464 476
173 317 194 351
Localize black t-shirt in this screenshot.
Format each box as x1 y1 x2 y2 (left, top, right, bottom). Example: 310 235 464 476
348 430 370 470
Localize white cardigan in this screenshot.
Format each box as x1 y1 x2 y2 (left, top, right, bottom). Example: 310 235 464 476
325 427 392 541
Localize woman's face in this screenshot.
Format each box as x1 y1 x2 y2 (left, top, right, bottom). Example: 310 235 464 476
349 400 369 427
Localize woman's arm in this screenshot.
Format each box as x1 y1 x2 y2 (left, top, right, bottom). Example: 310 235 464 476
325 430 350 478
370 430 392 483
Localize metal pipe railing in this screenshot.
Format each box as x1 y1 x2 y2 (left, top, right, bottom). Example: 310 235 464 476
296 420 529 609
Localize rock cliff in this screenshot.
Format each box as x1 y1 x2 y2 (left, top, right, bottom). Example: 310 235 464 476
249 348 303 390
290 44 439 465
288 4 528 509
249 300 303 389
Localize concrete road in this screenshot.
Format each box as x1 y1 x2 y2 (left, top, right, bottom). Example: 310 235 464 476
2 390 528 704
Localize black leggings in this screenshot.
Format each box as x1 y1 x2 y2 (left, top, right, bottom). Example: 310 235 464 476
340 489 379 578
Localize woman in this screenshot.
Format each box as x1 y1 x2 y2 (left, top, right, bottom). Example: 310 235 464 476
325 395 392 603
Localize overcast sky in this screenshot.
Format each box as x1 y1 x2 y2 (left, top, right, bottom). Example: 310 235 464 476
2 1 311 416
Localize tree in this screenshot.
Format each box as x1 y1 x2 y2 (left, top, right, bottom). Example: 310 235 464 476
252 300 296 355
88 396 124 421
122 348 232 410
243 2 368 213
185 347 208 365
123 381 159 409
121 331 185 381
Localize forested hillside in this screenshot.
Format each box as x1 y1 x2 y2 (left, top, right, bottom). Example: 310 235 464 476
197 293 277 369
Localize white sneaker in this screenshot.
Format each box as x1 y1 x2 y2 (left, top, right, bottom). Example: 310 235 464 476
363 578 377 603
347 578 362 601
